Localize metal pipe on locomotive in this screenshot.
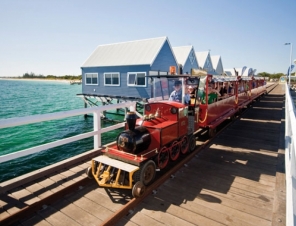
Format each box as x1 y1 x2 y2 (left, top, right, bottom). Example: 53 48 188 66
86 71 267 197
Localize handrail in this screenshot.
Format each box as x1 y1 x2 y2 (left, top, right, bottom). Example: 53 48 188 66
0 102 137 163
285 84 296 226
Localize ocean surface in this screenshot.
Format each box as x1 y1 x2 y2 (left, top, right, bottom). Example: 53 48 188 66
0 79 122 183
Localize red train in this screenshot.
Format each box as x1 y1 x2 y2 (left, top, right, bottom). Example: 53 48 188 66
86 73 267 197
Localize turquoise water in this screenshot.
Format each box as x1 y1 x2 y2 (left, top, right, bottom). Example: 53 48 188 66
0 79 122 182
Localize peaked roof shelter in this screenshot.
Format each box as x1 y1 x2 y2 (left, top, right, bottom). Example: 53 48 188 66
82 36 178 68
172 46 199 74
211 55 224 75
195 51 215 74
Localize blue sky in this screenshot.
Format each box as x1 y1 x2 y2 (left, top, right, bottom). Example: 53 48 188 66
0 0 295 77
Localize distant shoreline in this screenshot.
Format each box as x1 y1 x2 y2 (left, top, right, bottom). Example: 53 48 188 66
0 78 81 84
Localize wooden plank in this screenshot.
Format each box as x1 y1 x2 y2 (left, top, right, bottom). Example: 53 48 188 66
37 205 81 226
162 176 273 212
199 150 277 174
65 187 113 222
120 209 164 226
23 180 54 199
9 187 40 205
143 196 225 226
142 192 254 226
0 148 100 194
193 156 277 183
83 185 126 212
154 184 271 226
0 193 25 215
188 158 277 188
115 218 139 226
0 208 10 221
53 198 100 226
206 146 279 164
20 214 52 226
160 177 273 219
210 144 278 158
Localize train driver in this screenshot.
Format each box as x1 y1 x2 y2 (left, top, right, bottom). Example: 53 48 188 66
169 80 182 102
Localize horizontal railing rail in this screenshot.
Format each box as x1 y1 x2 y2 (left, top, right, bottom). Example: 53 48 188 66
285 84 296 226
0 102 137 163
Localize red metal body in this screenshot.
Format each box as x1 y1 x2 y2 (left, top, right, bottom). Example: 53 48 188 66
103 101 190 168
198 75 267 130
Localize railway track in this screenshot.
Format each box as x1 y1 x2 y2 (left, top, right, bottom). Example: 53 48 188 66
0 83 278 226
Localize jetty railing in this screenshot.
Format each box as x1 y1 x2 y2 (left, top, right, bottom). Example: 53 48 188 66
285 84 296 226
0 101 137 164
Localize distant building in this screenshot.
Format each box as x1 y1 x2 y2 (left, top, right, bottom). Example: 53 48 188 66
81 36 178 98
172 46 199 74
195 51 215 74
211 55 224 75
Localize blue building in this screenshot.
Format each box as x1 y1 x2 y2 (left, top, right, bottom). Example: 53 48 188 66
195 51 215 75
80 37 178 100
172 46 199 74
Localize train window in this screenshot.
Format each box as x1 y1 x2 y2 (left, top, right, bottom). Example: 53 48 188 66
145 105 151 112
187 78 199 86
170 107 178 114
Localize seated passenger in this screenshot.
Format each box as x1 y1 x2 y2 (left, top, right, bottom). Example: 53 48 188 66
201 82 221 104
188 86 195 98
186 86 196 104
219 83 227 97
169 80 182 102
228 83 234 94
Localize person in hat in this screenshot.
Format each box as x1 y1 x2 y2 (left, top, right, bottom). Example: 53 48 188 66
186 85 195 104
169 80 182 102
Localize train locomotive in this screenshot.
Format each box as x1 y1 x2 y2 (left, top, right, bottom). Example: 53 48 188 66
86 72 267 197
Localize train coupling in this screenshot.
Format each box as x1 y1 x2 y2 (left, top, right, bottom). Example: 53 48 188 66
86 155 139 190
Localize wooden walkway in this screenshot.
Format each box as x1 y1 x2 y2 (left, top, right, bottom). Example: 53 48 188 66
0 84 286 226
115 84 286 226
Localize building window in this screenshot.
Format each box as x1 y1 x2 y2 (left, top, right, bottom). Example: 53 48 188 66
85 73 98 85
104 73 120 86
127 72 146 87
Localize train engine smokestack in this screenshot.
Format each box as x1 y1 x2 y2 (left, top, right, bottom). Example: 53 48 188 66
126 110 137 131
116 107 151 154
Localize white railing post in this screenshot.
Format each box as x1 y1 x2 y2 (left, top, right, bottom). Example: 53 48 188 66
93 109 101 149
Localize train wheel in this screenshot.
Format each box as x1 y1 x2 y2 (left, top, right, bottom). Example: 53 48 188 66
208 128 216 138
188 135 196 152
85 167 93 179
132 181 146 198
140 160 156 186
180 136 189 154
157 146 169 169
170 141 180 161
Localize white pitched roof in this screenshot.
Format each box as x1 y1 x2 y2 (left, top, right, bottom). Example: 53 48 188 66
172 46 193 66
195 51 209 68
224 68 236 76
211 55 220 70
82 36 168 67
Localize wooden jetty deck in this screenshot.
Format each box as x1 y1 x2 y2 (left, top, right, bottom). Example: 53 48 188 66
0 84 286 226
115 84 286 226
